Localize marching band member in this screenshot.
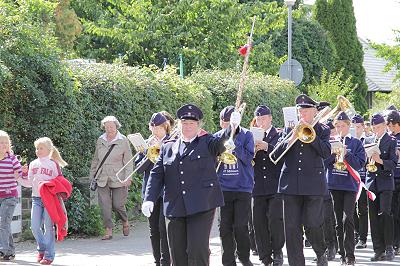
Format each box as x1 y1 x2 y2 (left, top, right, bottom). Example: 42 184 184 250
136 112 171 266
142 104 238 266
386 110 400 255
325 112 366 265
366 113 397 261
215 106 255 266
272 94 331 266
251 105 284 266
351 114 369 249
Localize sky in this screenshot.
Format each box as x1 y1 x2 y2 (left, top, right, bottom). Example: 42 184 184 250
303 0 400 45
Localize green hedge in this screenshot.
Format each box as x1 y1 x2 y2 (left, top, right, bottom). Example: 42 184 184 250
189 69 299 127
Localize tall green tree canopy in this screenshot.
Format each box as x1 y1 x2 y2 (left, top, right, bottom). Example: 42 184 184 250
71 0 287 74
314 0 368 114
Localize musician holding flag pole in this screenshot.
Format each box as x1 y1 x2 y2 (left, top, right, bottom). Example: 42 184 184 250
365 113 398 261
325 112 366 265
214 106 255 266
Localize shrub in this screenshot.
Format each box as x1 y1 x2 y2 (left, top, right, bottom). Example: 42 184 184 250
188 69 299 128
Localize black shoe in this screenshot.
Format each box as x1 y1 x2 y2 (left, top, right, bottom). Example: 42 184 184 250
316 254 328 266
386 246 395 261
395 247 400 255
272 251 283 266
327 246 336 261
261 258 272 266
370 252 385 261
251 249 258 256
346 257 355 265
239 260 253 266
1 254 15 261
339 256 346 265
304 239 311 247
355 240 367 249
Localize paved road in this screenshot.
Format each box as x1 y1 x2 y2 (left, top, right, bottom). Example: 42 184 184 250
6 217 400 266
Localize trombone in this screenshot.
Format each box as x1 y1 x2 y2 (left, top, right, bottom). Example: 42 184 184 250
269 106 331 165
116 124 181 183
319 95 356 124
115 133 153 183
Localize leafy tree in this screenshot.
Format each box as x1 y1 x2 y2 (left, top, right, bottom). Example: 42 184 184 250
71 0 287 74
54 0 82 50
307 68 356 105
371 40 400 80
271 17 337 91
314 0 368 114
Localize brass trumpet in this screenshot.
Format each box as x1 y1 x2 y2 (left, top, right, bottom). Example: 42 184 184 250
364 142 380 173
218 103 247 166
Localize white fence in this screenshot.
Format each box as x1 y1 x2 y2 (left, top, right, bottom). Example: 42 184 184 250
11 185 22 235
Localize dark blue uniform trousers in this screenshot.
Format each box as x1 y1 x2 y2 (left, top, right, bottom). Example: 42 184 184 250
283 195 326 266
219 191 252 266
392 183 400 248
253 194 284 264
166 209 215 266
148 197 170 266
369 191 394 254
354 188 369 242
330 190 357 260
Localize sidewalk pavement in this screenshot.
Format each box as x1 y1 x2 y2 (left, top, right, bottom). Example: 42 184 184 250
5 216 400 266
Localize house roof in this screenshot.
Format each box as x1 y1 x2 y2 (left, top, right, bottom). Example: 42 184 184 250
360 38 397 92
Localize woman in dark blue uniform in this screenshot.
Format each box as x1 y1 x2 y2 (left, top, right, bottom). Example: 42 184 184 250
271 94 331 266
325 112 366 265
142 104 238 266
251 105 285 266
366 113 397 261
136 112 171 266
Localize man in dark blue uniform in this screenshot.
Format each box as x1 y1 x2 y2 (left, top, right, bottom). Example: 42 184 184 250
215 106 255 266
251 105 285 266
365 113 398 261
386 110 400 255
142 104 240 266
351 114 369 250
271 94 331 266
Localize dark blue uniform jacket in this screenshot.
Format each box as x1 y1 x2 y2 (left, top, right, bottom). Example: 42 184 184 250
214 127 254 193
325 136 366 192
252 127 282 196
365 132 398 193
144 130 229 218
273 122 331 196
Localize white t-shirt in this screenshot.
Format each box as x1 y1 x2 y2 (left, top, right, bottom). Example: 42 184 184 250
27 156 62 197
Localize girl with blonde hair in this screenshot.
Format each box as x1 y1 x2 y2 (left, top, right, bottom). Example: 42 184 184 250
0 130 25 261
20 137 67 265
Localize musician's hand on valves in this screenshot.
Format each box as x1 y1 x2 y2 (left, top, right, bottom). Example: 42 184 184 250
230 111 241 127
255 140 268 151
141 201 154 217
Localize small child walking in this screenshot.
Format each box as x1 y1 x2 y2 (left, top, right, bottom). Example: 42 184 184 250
0 130 25 261
20 137 68 265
